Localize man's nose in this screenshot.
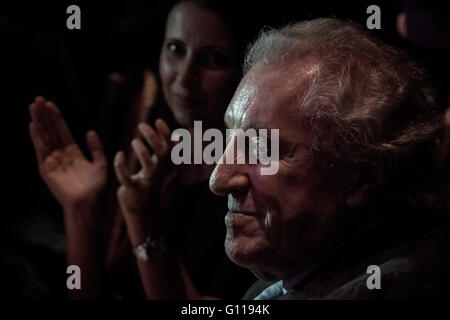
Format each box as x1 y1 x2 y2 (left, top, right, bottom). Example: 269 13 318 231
209 140 250 196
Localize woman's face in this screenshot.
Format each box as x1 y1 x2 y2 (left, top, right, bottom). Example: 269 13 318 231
159 1 240 129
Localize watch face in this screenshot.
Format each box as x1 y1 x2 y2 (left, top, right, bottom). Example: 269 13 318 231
146 237 169 259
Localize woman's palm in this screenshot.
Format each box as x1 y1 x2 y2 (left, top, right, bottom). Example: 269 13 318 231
29 97 107 209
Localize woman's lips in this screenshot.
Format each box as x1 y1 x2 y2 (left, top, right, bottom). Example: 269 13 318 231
171 92 201 107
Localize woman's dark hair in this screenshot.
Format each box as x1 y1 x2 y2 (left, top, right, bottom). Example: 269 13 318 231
158 0 270 69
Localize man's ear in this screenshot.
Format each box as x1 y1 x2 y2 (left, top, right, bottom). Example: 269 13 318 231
346 162 384 209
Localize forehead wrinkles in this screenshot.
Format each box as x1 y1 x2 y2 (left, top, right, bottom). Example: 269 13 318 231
225 81 256 128
225 60 319 129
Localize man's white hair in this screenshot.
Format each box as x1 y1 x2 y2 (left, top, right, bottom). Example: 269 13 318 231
244 18 448 219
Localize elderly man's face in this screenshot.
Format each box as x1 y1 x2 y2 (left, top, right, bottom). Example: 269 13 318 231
209 63 351 281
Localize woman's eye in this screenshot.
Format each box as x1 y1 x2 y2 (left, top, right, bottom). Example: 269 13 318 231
201 52 232 69
166 42 185 56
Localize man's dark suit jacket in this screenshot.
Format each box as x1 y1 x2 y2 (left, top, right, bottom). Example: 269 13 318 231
244 220 450 299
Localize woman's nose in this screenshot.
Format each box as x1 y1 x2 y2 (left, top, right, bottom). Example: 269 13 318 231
177 56 200 89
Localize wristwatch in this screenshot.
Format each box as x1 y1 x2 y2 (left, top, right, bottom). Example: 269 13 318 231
133 236 169 262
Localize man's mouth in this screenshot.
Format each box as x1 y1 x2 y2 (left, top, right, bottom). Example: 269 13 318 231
226 211 251 223
227 210 259 216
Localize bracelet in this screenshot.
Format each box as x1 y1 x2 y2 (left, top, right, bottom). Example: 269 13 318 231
133 236 169 262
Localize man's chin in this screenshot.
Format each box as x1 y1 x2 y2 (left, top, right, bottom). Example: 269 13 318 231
225 242 280 281
224 237 270 270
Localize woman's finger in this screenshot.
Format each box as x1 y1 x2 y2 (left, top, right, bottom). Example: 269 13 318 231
29 99 51 147
31 97 61 151
155 118 171 140
155 118 172 151
34 99 61 151
29 122 50 163
46 100 75 146
138 122 167 158
131 138 157 175
114 151 136 188
29 97 43 122
43 100 66 149
87 130 107 166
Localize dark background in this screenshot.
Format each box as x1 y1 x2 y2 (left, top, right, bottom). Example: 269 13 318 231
0 0 448 298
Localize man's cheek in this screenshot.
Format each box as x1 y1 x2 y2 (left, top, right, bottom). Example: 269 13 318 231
248 173 282 213
263 211 285 246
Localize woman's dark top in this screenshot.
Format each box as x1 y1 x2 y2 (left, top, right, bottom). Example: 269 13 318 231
153 101 255 299
110 100 255 299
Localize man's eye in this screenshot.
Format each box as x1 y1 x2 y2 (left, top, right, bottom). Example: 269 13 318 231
250 137 261 163
253 136 272 164
245 136 266 164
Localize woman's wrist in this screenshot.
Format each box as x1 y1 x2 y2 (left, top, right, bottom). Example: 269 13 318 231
63 198 101 233
62 194 101 214
125 219 150 247
123 212 168 248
